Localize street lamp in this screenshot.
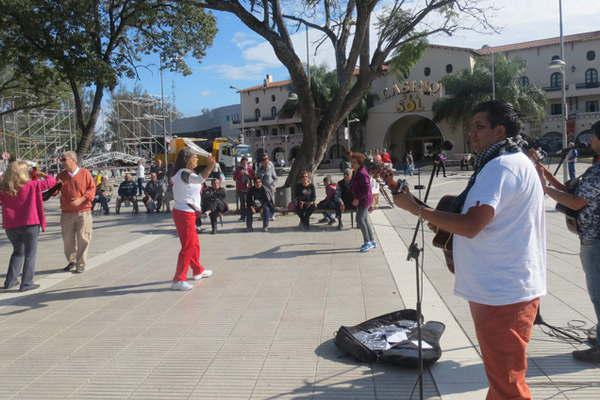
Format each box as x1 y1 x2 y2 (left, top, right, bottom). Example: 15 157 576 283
230 86 244 141
549 0 568 182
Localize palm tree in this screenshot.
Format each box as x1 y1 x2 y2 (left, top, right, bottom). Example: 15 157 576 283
433 55 546 149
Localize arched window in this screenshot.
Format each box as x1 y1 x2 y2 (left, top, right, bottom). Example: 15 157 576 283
254 108 261 120
551 55 560 61
585 68 598 85
446 64 453 73
550 72 562 88
587 51 596 61
424 67 431 77
271 106 277 118
518 76 530 87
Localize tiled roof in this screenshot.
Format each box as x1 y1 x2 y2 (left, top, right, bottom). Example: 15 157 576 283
477 30 600 55
241 80 292 93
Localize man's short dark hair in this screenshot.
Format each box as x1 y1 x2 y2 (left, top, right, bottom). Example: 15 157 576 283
240 156 248 162
472 100 521 137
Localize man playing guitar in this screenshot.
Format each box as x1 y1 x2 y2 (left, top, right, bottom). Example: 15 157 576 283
385 100 547 400
536 123 600 363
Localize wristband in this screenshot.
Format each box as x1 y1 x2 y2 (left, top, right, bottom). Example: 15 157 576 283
390 179 406 195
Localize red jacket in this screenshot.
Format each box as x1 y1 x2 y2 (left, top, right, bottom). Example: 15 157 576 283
233 166 255 192
0 175 56 231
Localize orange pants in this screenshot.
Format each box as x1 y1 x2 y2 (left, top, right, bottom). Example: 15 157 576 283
469 298 540 400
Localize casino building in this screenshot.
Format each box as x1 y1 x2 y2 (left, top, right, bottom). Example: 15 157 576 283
235 30 600 165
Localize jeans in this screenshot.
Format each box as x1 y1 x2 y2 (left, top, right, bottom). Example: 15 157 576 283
581 239 600 342
568 162 576 181
5 225 40 289
246 204 272 230
318 199 341 222
356 206 374 244
238 191 248 221
137 178 144 196
296 203 315 227
93 194 110 214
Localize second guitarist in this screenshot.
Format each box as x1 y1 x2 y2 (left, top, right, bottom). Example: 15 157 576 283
387 101 546 400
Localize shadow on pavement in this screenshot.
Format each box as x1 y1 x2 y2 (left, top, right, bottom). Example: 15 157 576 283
0 281 171 315
228 244 357 260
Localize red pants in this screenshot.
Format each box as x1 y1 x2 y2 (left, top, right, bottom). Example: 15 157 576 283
470 298 540 400
172 209 204 281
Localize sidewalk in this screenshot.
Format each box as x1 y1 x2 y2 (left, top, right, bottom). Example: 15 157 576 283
0 163 598 399
0 204 440 400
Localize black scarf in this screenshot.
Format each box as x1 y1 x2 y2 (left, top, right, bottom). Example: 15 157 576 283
451 136 528 213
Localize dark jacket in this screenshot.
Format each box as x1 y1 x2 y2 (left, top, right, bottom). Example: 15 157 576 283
351 166 372 208
294 183 316 204
246 186 272 210
118 180 137 198
336 178 354 209
144 180 162 200
202 187 228 212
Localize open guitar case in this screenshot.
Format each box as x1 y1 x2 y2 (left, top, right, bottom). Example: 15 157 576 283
334 309 445 368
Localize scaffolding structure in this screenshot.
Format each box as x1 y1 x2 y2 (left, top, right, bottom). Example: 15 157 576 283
0 95 76 167
113 95 169 160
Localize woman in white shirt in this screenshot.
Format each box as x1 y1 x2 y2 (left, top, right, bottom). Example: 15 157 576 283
170 149 216 291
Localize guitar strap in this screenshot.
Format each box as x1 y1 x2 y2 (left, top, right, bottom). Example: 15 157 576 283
451 136 527 214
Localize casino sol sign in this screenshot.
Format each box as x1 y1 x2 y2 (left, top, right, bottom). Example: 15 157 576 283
382 80 442 113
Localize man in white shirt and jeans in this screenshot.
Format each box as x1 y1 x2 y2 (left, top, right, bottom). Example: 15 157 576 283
389 100 546 400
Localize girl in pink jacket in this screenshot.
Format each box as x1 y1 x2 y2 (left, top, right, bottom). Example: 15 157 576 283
0 161 56 291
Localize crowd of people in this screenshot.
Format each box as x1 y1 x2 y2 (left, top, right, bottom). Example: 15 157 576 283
1 100 599 400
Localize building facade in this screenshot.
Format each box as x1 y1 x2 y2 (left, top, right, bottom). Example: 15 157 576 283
235 75 348 167
235 30 600 166
367 31 600 164
170 104 240 141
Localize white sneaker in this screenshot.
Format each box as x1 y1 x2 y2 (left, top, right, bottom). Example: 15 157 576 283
193 270 214 281
171 281 193 291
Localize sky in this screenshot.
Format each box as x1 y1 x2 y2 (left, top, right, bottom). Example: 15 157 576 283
119 0 600 117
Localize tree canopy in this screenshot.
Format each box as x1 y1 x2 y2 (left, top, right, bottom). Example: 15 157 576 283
199 0 496 185
433 54 547 126
0 0 217 154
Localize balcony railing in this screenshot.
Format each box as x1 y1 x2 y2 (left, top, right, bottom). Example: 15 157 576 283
262 115 276 121
542 84 569 92
575 81 600 89
244 117 259 123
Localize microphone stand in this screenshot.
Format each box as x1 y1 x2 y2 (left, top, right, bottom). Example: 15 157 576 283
406 160 439 400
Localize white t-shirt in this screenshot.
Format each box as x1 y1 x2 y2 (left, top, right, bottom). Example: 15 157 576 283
172 169 205 213
370 177 380 194
453 152 547 306
137 164 145 179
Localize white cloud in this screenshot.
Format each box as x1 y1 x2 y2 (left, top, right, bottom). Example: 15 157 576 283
232 32 259 49
199 90 212 97
207 63 274 81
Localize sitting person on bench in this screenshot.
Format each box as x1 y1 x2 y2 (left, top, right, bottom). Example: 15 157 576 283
336 168 355 230
201 178 228 234
115 174 138 214
295 171 316 230
317 176 339 226
143 172 163 213
93 176 113 215
246 177 274 232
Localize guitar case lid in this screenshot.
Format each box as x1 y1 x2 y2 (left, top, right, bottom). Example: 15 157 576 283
334 309 445 368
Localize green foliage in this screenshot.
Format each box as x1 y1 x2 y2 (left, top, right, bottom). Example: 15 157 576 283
0 0 217 152
388 38 428 80
433 55 546 125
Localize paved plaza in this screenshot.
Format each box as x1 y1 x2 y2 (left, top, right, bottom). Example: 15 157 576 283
0 164 598 399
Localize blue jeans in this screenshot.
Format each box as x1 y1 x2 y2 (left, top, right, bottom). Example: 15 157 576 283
581 239 600 342
356 206 374 244
5 225 40 289
246 204 272 229
568 162 576 181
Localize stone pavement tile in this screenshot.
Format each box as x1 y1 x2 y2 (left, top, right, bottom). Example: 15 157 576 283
188 378 256 399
